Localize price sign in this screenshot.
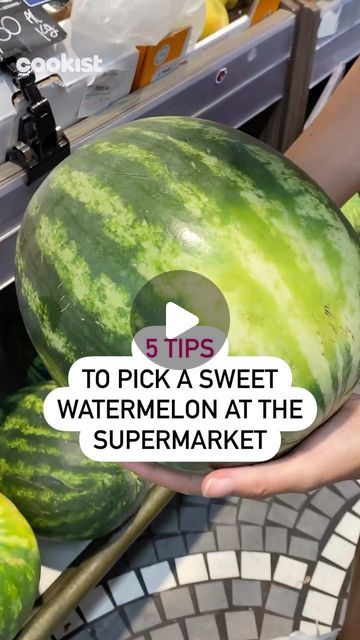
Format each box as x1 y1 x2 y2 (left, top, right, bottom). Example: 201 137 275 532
0 0 66 56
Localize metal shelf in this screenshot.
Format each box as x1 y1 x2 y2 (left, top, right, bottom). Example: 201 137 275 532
0 9 295 291
311 0 360 85
278 0 360 150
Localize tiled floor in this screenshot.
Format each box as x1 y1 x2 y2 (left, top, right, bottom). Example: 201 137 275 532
50 480 360 640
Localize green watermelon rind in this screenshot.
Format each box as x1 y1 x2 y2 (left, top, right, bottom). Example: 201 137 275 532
0 494 40 640
0 383 149 540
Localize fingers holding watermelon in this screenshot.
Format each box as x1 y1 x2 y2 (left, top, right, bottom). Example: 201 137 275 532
120 394 360 498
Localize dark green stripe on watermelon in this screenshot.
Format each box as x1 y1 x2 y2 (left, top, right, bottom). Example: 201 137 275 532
0 383 149 540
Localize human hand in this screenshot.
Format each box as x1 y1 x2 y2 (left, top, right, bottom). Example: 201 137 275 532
119 394 360 498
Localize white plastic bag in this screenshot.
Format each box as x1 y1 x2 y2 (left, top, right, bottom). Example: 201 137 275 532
70 0 192 57
174 0 206 49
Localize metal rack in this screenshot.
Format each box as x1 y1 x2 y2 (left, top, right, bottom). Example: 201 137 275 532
279 0 360 149
0 9 296 291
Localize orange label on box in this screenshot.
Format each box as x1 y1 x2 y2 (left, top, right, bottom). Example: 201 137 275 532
132 26 191 91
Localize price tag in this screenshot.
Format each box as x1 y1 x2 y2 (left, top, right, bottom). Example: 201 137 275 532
0 0 66 56
78 70 125 118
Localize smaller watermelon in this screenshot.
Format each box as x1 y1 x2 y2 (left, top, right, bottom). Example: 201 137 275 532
26 356 51 386
0 383 149 540
0 493 40 640
342 193 360 236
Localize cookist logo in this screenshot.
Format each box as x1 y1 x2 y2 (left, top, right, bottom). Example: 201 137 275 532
16 53 103 75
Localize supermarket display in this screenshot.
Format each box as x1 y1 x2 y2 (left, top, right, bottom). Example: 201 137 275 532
0 494 40 640
0 1 359 637
0 383 149 540
15 115 360 468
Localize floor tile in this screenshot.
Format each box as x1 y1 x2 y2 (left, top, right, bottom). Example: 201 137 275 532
152 509 179 534
335 480 360 499
180 507 208 532
53 610 83 639
299 621 331 634
310 487 345 518
335 512 360 544
241 551 272 580
289 536 319 561
265 584 299 618
125 598 162 633
160 587 195 620
155 536 187 560
273 555 308 589
225 610 258 640
321 534 356 569
296 509 330 539
207 550 240 579
267 503 298 528
209 503 237 524
186 532 216 554
61 629 92 640
352 498 360 516
310 561 346 597
265 527 288 554
92 611 130 640
241 525 263 551
108 571 144 605
141 562 176 594
79 586 114 622
278 494 307 510
302 590 338 626
182 496 211 506
260 613 293 639
175 553 208 585
39 566 62 596
338 598 348 626
185 614 220 640
195 581 228 612
232 578 262 607
238 499 268 525
216 525 240 551
127 540 157 569
150 623 184 640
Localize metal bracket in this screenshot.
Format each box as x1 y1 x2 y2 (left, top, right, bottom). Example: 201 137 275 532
0 51 70 184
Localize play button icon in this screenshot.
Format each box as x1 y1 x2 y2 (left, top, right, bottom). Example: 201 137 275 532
130 270 230 369
166 303 199 339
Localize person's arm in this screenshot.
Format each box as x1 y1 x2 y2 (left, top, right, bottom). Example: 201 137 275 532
286 57 360 208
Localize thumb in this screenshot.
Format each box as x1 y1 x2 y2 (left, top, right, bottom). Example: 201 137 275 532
201 454 313 499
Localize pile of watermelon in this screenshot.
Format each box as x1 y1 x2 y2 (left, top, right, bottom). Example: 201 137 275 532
0 116 359 638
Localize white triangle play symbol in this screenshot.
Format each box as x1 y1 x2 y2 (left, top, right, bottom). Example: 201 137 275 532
166 302 199 339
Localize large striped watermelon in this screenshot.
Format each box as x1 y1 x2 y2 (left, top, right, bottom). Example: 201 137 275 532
15 117 360 462
0 494 40 640
0 383 149 540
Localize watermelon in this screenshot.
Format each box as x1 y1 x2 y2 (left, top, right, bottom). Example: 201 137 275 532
15 117 360 463
342 193 360 236
0 383 149 540
0 493 40 640
26 355 51 386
